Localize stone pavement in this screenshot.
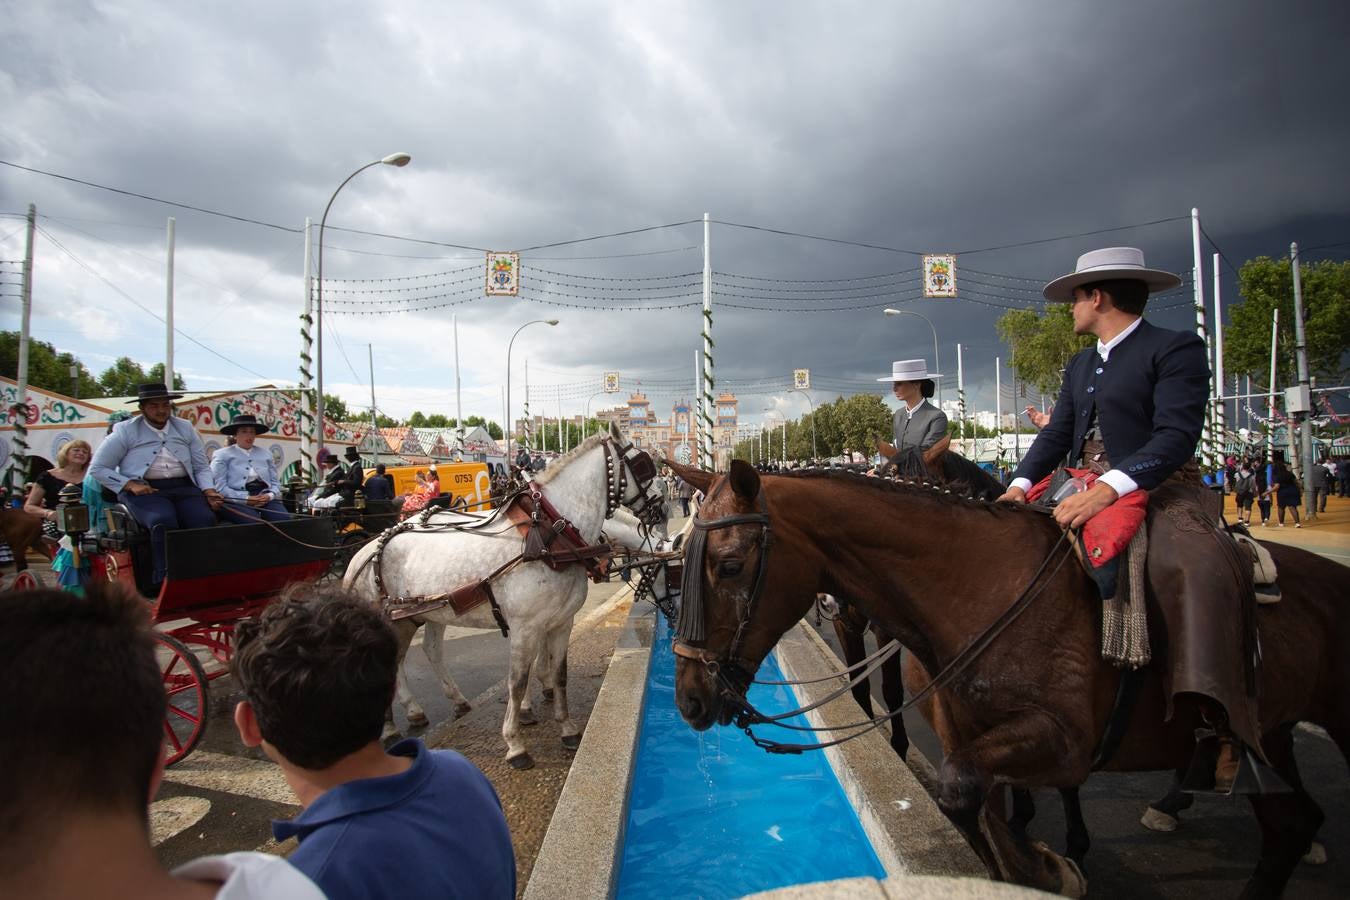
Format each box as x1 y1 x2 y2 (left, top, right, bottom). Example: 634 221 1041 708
1228 491 1350 564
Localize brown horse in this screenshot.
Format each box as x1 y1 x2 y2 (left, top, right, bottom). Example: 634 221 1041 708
672 461 1348 898
0 507 46 574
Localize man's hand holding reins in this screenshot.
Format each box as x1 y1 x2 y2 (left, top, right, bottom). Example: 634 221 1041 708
995 485 1027 504
1052 481 1117 530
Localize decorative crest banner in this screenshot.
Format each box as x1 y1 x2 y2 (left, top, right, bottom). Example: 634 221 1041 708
486 252 520 296
923 254 957 298
792 369 810 390
603 372 620 393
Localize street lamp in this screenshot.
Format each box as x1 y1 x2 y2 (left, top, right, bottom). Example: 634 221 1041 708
583 389 608 442
789 389 818 461
314 152 412 471
763 408 787 464
505 319 559 466
883 308 942 407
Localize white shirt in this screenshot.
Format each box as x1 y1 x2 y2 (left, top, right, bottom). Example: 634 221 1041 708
145 423 189 479
173 851 327 899
901 399 924 418
1012 317 1144 500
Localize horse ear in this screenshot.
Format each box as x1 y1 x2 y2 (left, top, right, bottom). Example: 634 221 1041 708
667 459 714 493
610 420 622 442
728 459 760 501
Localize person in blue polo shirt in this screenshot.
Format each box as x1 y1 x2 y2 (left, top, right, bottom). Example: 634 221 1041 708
230 588 515 900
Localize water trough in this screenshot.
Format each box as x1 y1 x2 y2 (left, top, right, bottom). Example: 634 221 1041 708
527 599 1035 899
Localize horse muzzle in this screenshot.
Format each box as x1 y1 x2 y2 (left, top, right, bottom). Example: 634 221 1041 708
674 655 723 731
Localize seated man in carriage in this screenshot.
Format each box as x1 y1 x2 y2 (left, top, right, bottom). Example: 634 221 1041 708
90 383 224 592
996 247 1262 793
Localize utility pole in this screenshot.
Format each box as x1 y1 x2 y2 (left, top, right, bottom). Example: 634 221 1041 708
700 212 715 468
367 344 378 467
1191 208 1213 473
165 217 176 389
453 314 464 454
1290 243 1315 517
1212 252 1226 469
299 218 315 481
10 204 36 496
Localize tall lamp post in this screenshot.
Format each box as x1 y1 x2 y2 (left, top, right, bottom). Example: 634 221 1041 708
583 389 608 441
789 388 818 461
505 319 559 466
883 308 941 407
315 153 411 468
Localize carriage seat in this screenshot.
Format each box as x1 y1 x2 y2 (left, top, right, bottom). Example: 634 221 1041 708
103 502 147 549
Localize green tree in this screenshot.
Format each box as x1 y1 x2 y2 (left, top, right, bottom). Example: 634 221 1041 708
322 393 350 422
374 413 400 428
995 304 1093 395
0 331 101 397
1225 256 1350 386
407 410 428 428
423 413 451 428
835 393 893 456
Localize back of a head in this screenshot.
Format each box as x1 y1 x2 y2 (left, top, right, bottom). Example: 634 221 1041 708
232 589 398 770
0 584 164 869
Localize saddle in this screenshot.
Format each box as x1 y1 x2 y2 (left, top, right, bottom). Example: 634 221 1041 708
1230 526 1281 605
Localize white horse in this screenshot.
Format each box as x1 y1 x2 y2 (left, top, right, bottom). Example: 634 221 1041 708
343 424 664 769
382 502 689 747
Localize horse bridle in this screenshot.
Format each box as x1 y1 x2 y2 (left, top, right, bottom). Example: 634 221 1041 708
604 437 663 528
671 479 773 703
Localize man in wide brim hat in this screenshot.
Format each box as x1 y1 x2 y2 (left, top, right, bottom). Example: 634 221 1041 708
998 246 1266 794
90 383 222 592
126 382 184 405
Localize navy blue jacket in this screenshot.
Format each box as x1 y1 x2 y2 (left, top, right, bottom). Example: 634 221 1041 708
1012 319 1209 492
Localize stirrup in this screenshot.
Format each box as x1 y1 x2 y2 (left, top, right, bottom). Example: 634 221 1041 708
1180 733 1292 796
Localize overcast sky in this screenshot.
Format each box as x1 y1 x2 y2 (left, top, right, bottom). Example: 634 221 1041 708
3 0 1347 430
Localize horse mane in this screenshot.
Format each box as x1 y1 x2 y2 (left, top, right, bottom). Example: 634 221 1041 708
532 432 610 486
772 467 1037 519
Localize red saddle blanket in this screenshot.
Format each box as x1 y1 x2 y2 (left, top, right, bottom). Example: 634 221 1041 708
1025 468 1148 569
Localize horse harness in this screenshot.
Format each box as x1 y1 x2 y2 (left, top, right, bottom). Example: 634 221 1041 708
368 438 661 636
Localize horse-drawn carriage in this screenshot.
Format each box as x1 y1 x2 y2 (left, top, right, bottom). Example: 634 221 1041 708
53 500 339 765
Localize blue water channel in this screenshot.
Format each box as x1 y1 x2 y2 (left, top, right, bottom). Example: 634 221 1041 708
616 616 885 899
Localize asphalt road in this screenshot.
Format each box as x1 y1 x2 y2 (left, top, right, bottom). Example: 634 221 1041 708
808 618 1349 899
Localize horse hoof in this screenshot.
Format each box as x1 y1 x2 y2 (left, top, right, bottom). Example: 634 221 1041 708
519 709 538 727
454 702 473 719
407 712 429 728
561 733 582 750
508 753 535 770
542 688 555 702
1032 841 1086 898
1140 807 1179 833
1303 841 1328 865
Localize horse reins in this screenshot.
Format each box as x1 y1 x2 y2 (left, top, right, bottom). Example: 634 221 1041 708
674 476 1077 754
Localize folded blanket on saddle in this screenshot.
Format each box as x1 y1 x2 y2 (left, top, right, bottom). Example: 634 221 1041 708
1232 530 1281 604
1026 467 1148 601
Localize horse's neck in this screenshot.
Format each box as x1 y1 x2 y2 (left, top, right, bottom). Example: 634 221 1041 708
784 480 1059 670
536 448 607 541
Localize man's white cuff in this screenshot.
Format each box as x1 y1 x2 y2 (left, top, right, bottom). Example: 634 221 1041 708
1010 477 1033 494
1098 469 1138 498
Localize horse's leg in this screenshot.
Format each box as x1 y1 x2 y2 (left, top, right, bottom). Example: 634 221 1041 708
1243 725 1324 899
1140 766 1194 832
939 724 1087 896
518 652 540 727
384 620 420 740
1060 787 1090 869
501 625 541 770
545 617 582 749
875 629 909 759
830 609 873 717
421 621 472 719
1007 788 1036 836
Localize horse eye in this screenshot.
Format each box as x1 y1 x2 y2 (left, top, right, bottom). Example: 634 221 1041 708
716 560 743 578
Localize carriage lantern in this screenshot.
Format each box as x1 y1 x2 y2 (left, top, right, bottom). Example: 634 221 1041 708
54 482 90 536
353 489 366 511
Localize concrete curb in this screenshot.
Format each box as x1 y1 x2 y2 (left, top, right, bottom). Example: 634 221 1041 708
523 590 649 900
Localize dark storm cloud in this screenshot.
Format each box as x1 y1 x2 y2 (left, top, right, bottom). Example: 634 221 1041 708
2 0 1347 419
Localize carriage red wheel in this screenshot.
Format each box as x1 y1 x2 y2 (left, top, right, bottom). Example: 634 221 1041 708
155 633 210 766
